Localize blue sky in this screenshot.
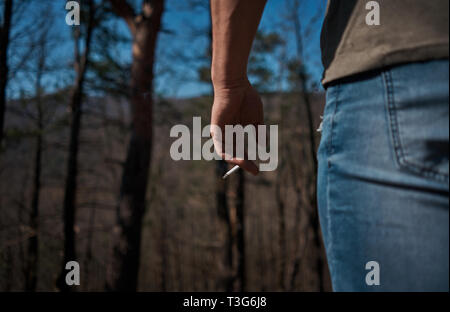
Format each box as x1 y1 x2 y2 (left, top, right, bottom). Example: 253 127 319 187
6 0 326 99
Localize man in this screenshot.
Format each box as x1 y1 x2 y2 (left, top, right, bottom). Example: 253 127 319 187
210 0 449 291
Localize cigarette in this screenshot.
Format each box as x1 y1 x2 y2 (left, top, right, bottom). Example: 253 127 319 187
222 165 240 179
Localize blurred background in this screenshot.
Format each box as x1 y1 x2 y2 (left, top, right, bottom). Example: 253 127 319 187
0 0 332 291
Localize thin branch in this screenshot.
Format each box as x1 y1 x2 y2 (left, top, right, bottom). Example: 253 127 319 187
108 0 136 34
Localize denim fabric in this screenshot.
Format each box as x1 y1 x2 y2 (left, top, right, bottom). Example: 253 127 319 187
317 60 449 292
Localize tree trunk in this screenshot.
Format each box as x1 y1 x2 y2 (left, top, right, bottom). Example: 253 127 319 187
26 130 41 291
215 161 233 291
25 23 54 290
159 210 168 291
106 0 164 291
4 246 13 291
275 167 287 291
57 0 95 292
291 0 326 291
297 69 324 291
0 0 13 148
234 170 246 292
25 55 45 291
82 201 95 290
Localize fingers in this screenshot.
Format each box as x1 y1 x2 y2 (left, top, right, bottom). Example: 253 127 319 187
231 159 259 176
223 156 259 176
211 130 259 176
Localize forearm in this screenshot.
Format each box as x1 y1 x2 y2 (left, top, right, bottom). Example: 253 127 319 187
210 0 267 88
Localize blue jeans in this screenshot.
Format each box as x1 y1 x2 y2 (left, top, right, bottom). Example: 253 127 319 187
317 60 449 292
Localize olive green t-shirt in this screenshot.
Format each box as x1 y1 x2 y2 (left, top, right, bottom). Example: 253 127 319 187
321 0 449 86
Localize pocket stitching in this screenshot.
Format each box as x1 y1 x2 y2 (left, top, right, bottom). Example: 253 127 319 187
383 70 449 183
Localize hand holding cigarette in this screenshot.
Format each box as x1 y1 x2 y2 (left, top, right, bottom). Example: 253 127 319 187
210 82 264 176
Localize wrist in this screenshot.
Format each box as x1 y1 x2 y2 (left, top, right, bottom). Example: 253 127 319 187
211 74 250 91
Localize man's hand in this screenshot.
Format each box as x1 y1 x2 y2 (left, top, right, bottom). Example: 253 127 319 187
211 79 264 175
210 0 267 175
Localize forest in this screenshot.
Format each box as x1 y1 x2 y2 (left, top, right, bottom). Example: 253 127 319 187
0 0 332 291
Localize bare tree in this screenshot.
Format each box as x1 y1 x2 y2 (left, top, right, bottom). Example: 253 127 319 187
234 170 246 291
106 0 165 291
24 21 50 292
57 0 96 292
286 0 327 291
0 0 13 147
275 161 287 291
216 160 233 290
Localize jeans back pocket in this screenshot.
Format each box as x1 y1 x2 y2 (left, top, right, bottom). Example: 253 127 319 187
383 62 449 184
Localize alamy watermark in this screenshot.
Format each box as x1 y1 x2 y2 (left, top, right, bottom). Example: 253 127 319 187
66 1 380 27
65 261 80 286
365 261 380 286
65 1 80 26
170 117 278 172
366 1 380 26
